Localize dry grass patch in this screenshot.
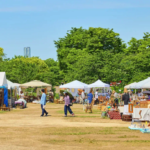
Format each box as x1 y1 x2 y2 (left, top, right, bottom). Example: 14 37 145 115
0 104 150 150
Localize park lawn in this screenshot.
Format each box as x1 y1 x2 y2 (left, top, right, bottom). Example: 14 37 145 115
0 103 149 150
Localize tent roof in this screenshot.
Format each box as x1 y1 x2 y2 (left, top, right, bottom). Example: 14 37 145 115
139 78 150 89
124 82 137 89
0 72 8 87
59 80 88 89
19 80 51 88
7 79 20 89
130 77 150 89
88 79 110 88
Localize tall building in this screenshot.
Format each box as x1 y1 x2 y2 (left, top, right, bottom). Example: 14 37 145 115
24 47 31 57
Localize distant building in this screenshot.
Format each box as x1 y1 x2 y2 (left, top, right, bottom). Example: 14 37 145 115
24 47 31 57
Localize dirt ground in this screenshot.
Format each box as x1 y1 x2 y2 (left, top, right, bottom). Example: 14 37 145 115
0 103 150 150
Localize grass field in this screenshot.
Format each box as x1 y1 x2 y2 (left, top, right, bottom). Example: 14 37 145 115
0 103 149 150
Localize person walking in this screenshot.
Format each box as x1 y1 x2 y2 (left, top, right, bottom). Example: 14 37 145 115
122 90 130 114
87 89 93 105
40 89 48 117
81 89 85 104
94 89 99 105
64 92 75 117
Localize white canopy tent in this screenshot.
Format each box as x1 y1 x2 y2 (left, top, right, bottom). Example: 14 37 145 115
139 79 150 89
124 82 137 89
0 72 8 87
7 80 21 95
13 83 21 94
88 79 110 94
59 80 88 89
7 80 17 89
130 77 150 89
88 79 110 88
59 80 89 96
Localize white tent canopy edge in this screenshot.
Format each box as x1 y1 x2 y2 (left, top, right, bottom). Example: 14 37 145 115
0 72 8 87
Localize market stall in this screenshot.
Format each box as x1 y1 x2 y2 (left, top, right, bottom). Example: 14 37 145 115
119 78 150 121
6 80 20 107
124 82 137 90
20 80 52 103
88 79 110 106
59 80 89 97
130 77 150 89
88 79 110 93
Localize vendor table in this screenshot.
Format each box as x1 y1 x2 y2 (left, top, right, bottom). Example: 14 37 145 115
118 106 124 113
132 108 150 121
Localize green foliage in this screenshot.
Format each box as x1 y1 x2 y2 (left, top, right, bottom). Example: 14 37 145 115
54 93 59 99
55 27 150 87
44 58 64 86
55 27 126 72
0 47 5 61
126 32 150 54
1 28 150 89
0 56 48 83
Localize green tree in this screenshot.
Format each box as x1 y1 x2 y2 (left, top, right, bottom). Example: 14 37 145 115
120 51 150 84
44 58 64 86
126 32 150 54
0 56 49 83
54 27 126 72
0 47 5 61
65 51 126 84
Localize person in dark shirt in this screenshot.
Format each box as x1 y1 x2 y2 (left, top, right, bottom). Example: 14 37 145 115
122 91 130 114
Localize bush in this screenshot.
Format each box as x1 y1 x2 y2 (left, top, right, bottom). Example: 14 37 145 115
55 93 59 99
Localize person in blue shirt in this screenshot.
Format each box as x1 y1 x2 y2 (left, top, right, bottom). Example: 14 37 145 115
87 89 93 104
40 89 48 117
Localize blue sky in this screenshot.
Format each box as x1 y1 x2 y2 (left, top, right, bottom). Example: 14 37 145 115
0 0 150 60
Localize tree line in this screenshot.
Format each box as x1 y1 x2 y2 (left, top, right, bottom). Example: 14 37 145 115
0 27 150 90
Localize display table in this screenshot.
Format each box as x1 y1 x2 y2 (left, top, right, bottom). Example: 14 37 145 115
118 106 124 113
132 108 150 121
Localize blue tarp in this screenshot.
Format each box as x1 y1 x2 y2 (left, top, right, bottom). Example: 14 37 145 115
0 86 8 107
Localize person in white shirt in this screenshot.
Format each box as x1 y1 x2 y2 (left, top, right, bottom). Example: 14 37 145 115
18 91 27 108
20 91 24 99
94 89 99 105
81 89 85 104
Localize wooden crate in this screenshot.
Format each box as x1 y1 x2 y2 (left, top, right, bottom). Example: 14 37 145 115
140 101 150 108
128 104 133 113
122 114 132 121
